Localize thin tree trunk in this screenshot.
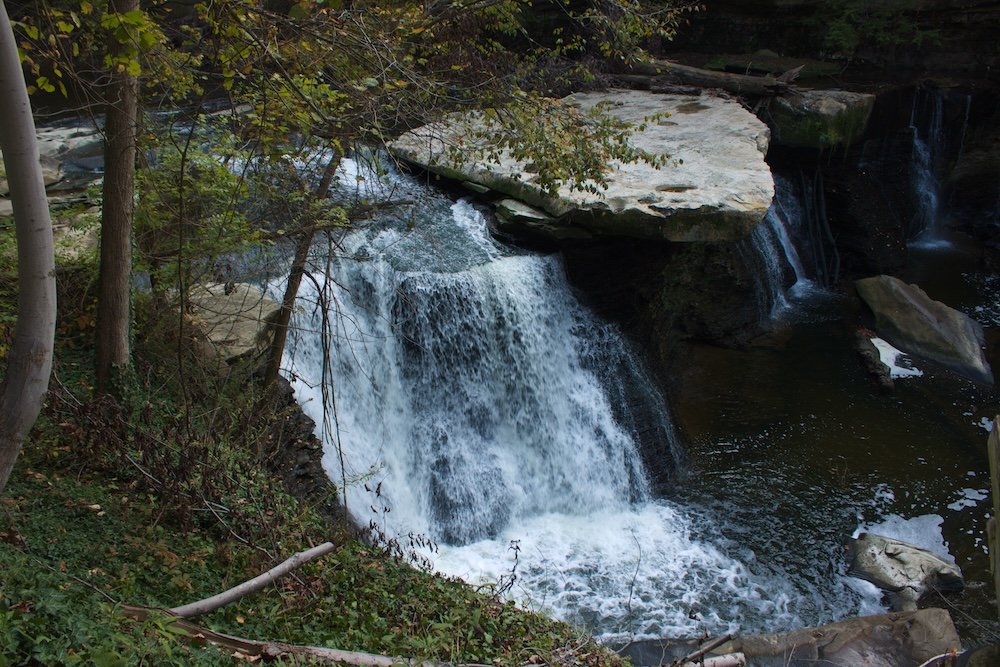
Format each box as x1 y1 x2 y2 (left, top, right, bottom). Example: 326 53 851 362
95 0 139 394
0 0 57 492
263 155 341 386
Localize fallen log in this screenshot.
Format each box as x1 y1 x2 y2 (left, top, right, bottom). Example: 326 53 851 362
670 634 738 666
122 606 487 666
691 654 745 667
627 60 792 97
170 541 336 618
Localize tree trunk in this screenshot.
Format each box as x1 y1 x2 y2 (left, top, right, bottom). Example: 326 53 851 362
95 0 139 394
263 156 341 387
626 60 791 97
0 0 57 492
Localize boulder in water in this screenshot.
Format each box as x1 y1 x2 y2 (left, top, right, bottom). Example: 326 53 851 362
854 329 894 391
847 532 964 611
620 609 962 667
732 609 960 667
855 274 993 384
389 90 773 243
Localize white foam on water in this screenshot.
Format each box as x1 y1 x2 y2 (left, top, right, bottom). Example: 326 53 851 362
947 488 989 511
854 514 952 563
870 483 896 510
843 576 889 617
432 501 807 642
870 337 924 378
451 199 502 262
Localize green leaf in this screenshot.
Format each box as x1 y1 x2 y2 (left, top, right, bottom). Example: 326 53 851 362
90 651 126 667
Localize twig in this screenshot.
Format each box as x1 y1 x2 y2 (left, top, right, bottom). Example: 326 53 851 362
916 651 958 667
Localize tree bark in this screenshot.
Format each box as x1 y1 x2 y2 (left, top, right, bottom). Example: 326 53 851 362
626 60 791 97
0 0 57 492
262 156 341 387
95 0 139 394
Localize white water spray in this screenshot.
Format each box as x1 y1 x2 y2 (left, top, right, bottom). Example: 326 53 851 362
285 159 859 640
746 175 823 319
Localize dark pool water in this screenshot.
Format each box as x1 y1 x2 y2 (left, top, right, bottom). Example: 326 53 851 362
668 235 1000 642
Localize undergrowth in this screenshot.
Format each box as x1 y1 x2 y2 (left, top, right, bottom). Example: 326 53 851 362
0 271 627 666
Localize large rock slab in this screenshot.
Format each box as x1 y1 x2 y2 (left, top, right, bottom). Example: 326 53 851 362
389 90 774 242
848 533 964 611
856 274 993 384
494 198 592 241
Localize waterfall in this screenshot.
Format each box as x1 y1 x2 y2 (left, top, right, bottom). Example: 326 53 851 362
744 174 825 320
285 157 859 640
909 87 972 245
910 87 944 240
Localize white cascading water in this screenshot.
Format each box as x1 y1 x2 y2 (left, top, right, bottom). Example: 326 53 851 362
909 88 971 247
745 174 821 319
285 157 849 641
910 89 944 242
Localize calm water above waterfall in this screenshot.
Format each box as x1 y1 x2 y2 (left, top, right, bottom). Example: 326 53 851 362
285 149 999 643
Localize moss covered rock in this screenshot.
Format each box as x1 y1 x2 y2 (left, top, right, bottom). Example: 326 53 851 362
768 89 875 149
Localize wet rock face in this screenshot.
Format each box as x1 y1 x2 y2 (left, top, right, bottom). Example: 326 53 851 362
562 239 764 374
945 106 1000 254
847 532 964 611
390 90 773 243
855 274 993 383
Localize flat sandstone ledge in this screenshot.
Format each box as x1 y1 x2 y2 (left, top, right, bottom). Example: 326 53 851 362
389 90 774 243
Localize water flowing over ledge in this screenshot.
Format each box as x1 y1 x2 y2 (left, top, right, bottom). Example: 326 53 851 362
281 158 876 641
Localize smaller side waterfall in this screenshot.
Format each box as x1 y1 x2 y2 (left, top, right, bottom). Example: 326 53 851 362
910 88 944 238
909 86 972 244
743 174 826 320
